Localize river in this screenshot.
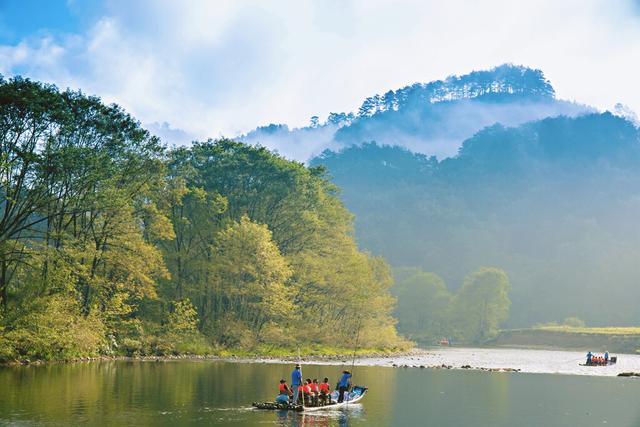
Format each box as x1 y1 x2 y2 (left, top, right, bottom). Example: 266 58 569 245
2 348 640 426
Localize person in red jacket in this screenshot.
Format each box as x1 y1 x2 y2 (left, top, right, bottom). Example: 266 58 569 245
303 380 313 405
310 379 320 406
276 379 291 404
278 379 291 395
319 377 332 405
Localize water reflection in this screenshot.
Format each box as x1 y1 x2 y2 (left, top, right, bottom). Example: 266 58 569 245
2 360 640 426
274 410 349 427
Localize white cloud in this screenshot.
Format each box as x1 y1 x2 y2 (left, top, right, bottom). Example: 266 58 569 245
1 0 640 147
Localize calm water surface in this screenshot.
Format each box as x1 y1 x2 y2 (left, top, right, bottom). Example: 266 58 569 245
2 356 640 426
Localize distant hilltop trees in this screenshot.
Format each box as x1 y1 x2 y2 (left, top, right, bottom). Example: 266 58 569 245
353 64 556 120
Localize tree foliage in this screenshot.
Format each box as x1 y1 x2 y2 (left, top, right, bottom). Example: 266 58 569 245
312 113 640 327
393 267 511 344
0 76 406 361
451 268 511 342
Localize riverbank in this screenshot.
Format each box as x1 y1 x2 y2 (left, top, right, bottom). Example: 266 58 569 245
492 327 640 353
6 347 640 378
0 347 417 367
213 346 640 378
349 347 640 377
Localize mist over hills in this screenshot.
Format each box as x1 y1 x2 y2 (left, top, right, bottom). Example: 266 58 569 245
241 64 640 329
311 112 640 327
241 64 592 161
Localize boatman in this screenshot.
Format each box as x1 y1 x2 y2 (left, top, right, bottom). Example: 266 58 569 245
291 364 302 404
337 370 352 403
586 351 593 365
604 351 609 363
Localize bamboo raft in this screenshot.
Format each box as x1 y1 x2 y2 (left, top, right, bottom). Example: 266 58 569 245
253 386 368 412
580 356 617 366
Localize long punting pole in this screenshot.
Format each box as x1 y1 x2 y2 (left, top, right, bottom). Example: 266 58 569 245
298 346 304 409
347 317 363 407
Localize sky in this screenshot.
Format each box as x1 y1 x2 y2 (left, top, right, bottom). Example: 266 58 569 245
1 0 640 146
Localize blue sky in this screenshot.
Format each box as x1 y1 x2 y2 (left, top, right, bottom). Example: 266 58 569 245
1 0 639 146
0 0 101 43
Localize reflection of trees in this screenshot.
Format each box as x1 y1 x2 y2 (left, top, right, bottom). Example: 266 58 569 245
0 361 376 425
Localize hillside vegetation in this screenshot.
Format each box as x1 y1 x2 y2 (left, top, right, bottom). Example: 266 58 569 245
312 113 640 329
0 76 407 362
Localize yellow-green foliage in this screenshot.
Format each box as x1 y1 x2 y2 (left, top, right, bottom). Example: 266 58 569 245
0 312 13 361
208 216 293 347
167 299 199 334
3 294 105 361
159 140 407 352
0 78 408 363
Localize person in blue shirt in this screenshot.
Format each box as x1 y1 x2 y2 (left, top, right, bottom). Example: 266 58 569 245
337 370 352 403
586 351 593 365
604 351 609 363
291 364 302 404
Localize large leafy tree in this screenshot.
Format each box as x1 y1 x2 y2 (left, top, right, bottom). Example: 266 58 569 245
160 139 404 349
209 216 292 346
451 268 511 342
392 268 452 342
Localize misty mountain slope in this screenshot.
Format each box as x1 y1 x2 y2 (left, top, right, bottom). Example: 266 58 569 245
241 64 593 160
311 113 640 327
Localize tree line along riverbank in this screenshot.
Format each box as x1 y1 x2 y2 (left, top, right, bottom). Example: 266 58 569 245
0 76 409 363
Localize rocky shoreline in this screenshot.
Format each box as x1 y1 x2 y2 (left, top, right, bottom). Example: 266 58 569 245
7 348 639 378
1 349 422 367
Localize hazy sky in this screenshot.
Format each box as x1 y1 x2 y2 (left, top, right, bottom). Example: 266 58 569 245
1 0 639 145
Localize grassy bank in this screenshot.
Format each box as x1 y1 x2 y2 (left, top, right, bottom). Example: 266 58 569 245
492 327 640 353
531 326 640 335
1 341 413 366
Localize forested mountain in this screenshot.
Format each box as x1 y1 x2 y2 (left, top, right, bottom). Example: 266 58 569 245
311 113 640 328
242 64 592 160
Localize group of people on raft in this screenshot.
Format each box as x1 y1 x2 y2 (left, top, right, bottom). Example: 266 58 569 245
586 351 610 366
275 364 353 407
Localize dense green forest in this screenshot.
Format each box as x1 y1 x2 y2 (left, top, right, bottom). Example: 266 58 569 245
312 113 640 330
0 76 410 362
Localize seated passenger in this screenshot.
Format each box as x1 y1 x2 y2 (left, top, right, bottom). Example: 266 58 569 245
310 379 320 406
301 380 313 406
319 377 331 405
278 379 291 397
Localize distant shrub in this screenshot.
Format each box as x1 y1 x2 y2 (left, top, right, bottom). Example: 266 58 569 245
563 317 586 328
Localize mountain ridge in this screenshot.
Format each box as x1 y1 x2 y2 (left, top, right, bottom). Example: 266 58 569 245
241 64 593 160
